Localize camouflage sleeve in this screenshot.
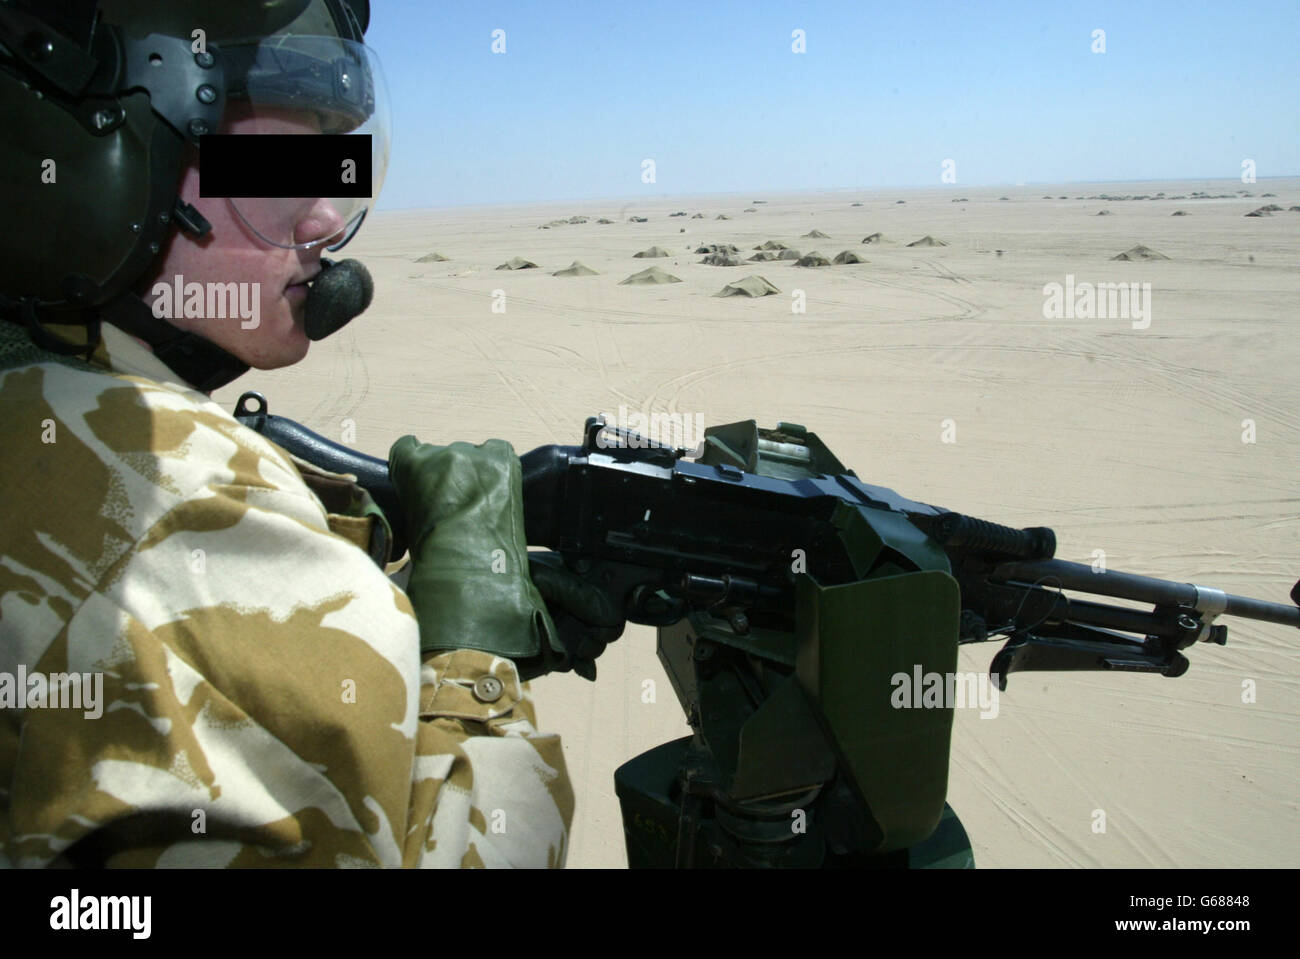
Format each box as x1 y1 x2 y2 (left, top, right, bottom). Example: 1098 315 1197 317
0 363 573 868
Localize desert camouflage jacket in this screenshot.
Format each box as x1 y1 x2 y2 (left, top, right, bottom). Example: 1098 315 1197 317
0 321 573 867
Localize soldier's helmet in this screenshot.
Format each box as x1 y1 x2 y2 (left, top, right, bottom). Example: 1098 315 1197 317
0 0 388 341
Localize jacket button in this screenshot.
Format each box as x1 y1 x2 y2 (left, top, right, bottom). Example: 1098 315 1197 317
473 676 504 703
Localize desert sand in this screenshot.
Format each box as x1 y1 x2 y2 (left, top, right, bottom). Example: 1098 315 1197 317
214 178 1300 868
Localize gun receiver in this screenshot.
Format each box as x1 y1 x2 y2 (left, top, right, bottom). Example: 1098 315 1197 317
234 391 1298 689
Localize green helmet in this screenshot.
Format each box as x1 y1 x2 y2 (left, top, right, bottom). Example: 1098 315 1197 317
0 0 388 386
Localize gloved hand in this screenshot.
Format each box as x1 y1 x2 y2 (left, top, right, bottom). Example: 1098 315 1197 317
526 552 626 681
389 436 622 681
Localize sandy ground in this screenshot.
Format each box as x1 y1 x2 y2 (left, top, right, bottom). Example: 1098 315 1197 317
214 178 1300 868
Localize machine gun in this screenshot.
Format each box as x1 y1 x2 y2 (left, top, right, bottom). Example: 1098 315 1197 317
233 392 1300 869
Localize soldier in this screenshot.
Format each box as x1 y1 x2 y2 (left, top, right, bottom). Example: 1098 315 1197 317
0 0 622 867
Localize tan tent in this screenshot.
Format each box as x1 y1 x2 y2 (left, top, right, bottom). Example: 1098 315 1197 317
714 276 781 297
776 249 802 260
496 257 538 270
553 261 599 277
597 217 614 224
1111 245 1169 261
833 250 868 264
415 252 448 262
802 229 830 238
795 252 831 267
906 235 947 247
619 266 682 285
700 253 741 266
747 251 781 261
756 240 788 250
634 246 672 258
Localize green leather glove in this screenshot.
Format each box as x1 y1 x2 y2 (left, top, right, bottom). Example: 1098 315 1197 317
389 436 564 668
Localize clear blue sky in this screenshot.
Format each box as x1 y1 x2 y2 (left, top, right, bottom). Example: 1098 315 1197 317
363 0 1299 209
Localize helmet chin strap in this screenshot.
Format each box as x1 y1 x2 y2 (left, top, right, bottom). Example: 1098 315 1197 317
99 295 251 393
92 196 252 393
102 256 375 393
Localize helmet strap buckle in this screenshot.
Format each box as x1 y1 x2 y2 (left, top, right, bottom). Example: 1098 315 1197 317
173 198 212 239
17 297 99 362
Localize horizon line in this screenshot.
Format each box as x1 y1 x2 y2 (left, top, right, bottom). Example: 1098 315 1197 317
375 174 1299 215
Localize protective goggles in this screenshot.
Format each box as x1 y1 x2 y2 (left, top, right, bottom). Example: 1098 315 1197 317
208 35 390 251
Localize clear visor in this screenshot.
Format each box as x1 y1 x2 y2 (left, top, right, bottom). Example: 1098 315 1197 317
218 36 390 251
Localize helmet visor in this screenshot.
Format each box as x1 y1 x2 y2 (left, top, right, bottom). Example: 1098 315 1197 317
217 36 390 251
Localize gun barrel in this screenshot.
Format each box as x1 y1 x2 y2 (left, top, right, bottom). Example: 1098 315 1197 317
992 558 1300 629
